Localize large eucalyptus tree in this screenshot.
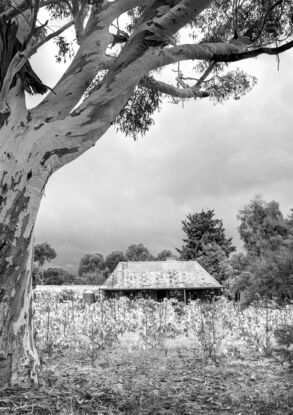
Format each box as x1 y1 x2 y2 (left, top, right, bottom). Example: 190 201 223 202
0 0 292 386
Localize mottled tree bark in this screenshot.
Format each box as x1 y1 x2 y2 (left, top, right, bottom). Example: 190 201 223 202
0 189 40 387
0 159 44 386
0 80 50 384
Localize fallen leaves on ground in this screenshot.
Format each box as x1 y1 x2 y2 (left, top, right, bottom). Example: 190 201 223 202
0 347 292 414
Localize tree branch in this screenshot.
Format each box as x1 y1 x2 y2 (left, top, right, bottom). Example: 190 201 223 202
195 61 216 88
0 0 31 20
23 0 40 47
29 20 74 56
140 76 209 99
0 0 60 20
72 0 89 44
147 39 293 70
245 0 283 43
106 0 149 19
32 0 149 120
214 40 293 62
0 51 24 113
134 0 213 46
59 34 291 139
32 0 216 159
0 20 74 109
30 0 214 122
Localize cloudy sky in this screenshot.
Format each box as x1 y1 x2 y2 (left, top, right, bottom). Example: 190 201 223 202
27 30 293 273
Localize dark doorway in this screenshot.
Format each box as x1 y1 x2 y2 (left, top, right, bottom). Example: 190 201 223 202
157 290 167 301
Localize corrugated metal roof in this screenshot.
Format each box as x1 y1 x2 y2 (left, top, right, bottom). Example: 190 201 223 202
102 261 221 290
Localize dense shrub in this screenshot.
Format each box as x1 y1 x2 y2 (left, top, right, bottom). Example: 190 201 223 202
274 324 293 368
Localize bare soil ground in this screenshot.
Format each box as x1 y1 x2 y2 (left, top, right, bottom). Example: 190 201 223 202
0 348 292 414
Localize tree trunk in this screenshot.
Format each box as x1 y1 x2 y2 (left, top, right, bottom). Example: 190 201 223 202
0 121 49 386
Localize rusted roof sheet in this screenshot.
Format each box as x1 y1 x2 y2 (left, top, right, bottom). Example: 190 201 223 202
102 261 221 290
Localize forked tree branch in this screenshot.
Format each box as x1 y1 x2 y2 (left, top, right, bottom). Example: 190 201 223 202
0 19 74 110
245 0 283 43
73 0 89 44
31 1 119 120
147 39 293 70
28 20 74 55
195 62 216 88
1 0 149 23
0 0 31 19
28 0 293 174
214 40 293 62
23 0 40 46
55 36 293 149
31 0 167 120
140 76 210 99
30 0 212 121
32 0 216 158
141 62 216 100
0 0 60 19
0 51 24 113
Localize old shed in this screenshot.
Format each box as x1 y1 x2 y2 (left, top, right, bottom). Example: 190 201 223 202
101 261 222 302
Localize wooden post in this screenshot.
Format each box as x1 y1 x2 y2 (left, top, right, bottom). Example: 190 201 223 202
183 289 187 304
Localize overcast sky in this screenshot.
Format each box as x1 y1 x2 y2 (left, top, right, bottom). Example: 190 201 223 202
27 34 293 273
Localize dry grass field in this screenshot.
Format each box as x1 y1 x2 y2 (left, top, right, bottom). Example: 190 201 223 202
1 287 292 414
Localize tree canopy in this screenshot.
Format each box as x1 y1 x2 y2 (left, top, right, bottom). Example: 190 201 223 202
125 243 154 262
33 242 57 267
177 209 235 259
77 245 177 284
177 209 235 282
104 250 126 273
229 196 293 304
1 0 293 139
40 267 76 285
238 195 289 257
155 249 177 261
78 252 104 276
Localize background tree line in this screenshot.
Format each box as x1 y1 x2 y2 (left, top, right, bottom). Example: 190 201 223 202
74 244 177 285
33 195 293 305
33 242 176 286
